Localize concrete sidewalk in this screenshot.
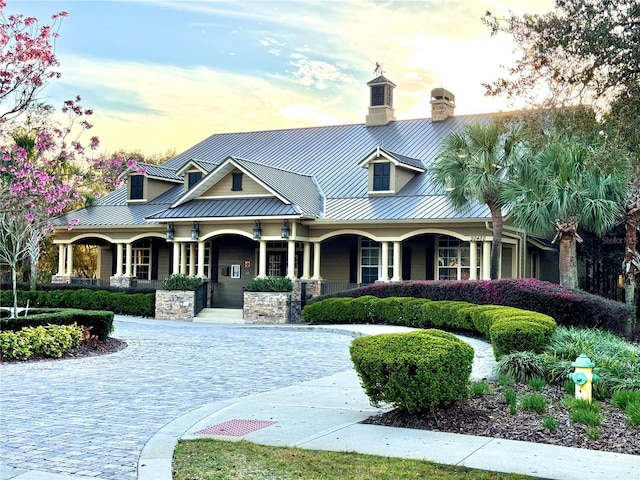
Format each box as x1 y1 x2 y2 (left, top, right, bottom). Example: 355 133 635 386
139 325 640 480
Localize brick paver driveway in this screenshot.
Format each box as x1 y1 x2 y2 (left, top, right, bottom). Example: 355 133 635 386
0 316 355 479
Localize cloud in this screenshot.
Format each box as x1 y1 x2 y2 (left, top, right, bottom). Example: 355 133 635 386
288 53 356 90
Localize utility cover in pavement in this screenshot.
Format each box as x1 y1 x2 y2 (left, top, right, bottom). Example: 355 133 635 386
195 419 277 436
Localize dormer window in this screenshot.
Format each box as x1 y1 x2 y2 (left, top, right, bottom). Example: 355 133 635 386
130 175 144 200
373 162 390 191
232 172 243 191
188 171 202 189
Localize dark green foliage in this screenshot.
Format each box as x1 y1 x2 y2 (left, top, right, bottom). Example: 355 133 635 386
350 329 474 412
0 309 114 340
0 288 155 318
611 390 640 410
495 351 547 383
244 276 293 292
490 318 556 357
308 279 634 338
163 274 202 291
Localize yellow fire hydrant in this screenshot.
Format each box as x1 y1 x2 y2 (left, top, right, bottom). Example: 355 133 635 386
567 353 599 403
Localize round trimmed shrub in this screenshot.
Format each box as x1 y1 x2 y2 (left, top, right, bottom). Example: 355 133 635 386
350 329 474 412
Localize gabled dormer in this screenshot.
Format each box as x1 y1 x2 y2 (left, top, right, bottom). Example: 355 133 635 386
175 160 210 192
358 147 425 196
124 163 182 203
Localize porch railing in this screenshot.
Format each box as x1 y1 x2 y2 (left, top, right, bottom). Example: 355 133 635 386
320 282 366 296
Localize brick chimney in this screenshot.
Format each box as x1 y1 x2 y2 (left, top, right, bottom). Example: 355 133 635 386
430 87 455 122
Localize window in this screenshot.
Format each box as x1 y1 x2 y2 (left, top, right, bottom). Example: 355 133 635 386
130 175 144 200
188 171 202 189
232 172 243 191
373 162 390 191
371 86 385 106
360 238 394 283
122 239 151 279
437 237 480 280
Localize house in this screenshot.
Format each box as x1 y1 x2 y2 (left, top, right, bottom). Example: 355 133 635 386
50 75 558 311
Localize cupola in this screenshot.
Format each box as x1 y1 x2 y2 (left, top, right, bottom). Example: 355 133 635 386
365 75 396 127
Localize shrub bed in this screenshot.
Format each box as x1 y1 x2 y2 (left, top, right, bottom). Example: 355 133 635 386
350 329 474 412
308 279 633 337
0 323 83 361
303 296 557 358
1 309 114 340
1 288 155 317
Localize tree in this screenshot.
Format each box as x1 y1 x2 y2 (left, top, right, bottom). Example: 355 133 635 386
431 120 525 279
0 1 67 121
503 137 630 289
483 0 640 301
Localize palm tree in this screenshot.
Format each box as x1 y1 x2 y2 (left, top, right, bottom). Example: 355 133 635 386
503 137 630 289
431 120 525 279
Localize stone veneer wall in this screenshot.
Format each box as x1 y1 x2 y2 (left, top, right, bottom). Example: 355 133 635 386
155 290 195 321
109 276 134 289
243 292 291 324
51 275 74 284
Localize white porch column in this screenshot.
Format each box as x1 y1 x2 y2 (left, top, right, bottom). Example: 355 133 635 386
115 243 123 277
125 243 133 277
172 242 180 275
57 245 65 275
482 240 491 280
379 241 389 282
469 241 478 280
180 243 187 274
258 240 267 278
302 242 311 279
197 241 205 277
287 240 296 279
188 243 196 276
312 242 322 279
391 241 402 281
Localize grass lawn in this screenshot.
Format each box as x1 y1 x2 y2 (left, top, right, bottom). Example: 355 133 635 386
172 439 534 480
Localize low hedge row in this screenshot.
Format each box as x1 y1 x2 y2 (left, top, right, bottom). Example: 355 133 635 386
302 296 557 357
0 288 155 318
350 329 474 412
1 309 114 340
308 279 634 338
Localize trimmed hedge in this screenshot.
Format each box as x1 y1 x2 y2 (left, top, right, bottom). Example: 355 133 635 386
307 278 634 337
350 329 474 412
1 309 114 340
0 288 155 318
0 323 83 361
303 296 557 358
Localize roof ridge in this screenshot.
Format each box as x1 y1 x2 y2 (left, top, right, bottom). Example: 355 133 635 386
231 156 314 178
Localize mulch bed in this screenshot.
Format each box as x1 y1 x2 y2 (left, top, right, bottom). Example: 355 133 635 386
364 382 640 455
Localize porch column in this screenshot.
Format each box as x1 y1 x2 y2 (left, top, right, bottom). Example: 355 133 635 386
258 240 267 278
379 241 389 282
302 242 311 279
188 243 196 276
312 242 322 279
65 244 74 276
180 243 187 274
469 241 478 280
125 243 133 277
391 241 402 281
197 241 205 277
482 240 491 280
172 242 180 274
115 243 123 277
287 240 296 279
57 245 65 275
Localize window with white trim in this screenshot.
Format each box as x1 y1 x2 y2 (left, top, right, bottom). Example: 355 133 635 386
437 236 480 280
360 238 393 283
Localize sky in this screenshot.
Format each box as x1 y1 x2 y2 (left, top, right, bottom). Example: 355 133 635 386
6 0 556 157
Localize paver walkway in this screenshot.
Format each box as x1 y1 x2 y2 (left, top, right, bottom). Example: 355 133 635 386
0 316 355 480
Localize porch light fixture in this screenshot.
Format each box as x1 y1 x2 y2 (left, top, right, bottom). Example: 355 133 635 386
252 220 262 240
191 222 200 241
166 223 174 241
281 219 290 239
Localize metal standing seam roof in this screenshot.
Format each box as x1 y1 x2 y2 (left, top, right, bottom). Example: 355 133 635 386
56 113 501 228
146 197 300 220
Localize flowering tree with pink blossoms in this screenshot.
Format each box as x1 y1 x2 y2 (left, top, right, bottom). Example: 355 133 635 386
0 2 142 314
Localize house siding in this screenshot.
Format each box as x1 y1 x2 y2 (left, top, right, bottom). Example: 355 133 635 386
202 169 270 197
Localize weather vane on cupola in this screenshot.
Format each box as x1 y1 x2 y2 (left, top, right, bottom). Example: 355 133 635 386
373 61 385 76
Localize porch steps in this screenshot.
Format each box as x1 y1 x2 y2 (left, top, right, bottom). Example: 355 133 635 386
194 308 244 324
